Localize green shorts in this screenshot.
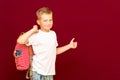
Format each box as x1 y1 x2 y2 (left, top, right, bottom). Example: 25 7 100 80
31 72 53 80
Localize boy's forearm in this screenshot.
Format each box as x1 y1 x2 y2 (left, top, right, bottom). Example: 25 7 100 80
17 29 35 44
56 44 71 55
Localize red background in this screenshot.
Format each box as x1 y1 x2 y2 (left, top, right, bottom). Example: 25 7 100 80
0 0 120 80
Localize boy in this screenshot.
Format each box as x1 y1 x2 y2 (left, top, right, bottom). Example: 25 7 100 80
17 7 77 80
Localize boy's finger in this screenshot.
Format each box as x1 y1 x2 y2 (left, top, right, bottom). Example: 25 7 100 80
71 38 75 42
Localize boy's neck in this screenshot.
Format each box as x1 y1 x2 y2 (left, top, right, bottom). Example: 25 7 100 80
40 29 51 32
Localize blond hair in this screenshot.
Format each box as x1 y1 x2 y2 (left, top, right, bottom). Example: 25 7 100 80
36 7 52 20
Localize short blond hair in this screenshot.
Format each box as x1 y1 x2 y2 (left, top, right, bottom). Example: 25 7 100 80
36 7 52 20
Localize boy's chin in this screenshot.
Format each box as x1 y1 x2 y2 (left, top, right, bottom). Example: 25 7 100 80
46 28 52 31
43 29 51 32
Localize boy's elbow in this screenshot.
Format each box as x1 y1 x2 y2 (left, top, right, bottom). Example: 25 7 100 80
17 39 23 44
17 39 27 44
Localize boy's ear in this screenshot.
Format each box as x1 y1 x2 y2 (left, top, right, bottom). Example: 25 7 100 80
36 20 40 25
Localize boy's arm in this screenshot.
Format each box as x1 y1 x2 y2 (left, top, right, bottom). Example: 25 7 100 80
17 25 38 44
56 38 77 55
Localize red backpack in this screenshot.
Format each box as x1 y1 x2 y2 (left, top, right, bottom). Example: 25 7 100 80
13 44 31 70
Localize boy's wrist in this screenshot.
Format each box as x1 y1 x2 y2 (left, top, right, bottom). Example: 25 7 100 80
31 25 38 33
68 43 72 49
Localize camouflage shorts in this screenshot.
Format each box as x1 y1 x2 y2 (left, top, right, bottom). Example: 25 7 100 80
31 72 53 80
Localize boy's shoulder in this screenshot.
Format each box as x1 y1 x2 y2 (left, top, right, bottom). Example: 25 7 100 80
50 30 56 33
50 30 57 36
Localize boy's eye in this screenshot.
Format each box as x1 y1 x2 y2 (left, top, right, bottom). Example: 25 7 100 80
43 19 53 22
43 20 47 22
49 19 53 21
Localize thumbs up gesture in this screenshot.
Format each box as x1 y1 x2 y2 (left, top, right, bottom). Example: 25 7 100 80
69 38 77 49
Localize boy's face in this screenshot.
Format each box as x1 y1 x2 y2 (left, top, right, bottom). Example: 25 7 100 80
37 13 53 32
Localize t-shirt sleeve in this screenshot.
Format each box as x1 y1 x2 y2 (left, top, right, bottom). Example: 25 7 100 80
54 32 58 47
55 39 58 47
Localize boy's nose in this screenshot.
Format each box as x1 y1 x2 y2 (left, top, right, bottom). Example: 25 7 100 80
47 21 52 24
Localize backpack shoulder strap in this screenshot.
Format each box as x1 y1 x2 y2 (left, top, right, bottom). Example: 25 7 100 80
26 45 33 79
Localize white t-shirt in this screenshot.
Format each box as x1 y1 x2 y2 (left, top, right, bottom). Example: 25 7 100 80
27 30 58 75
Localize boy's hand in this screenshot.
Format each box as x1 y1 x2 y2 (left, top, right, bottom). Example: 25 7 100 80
32 25 39 33
69 38 77 49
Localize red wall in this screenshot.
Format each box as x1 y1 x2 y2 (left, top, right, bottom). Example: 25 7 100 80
1 0 120 80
